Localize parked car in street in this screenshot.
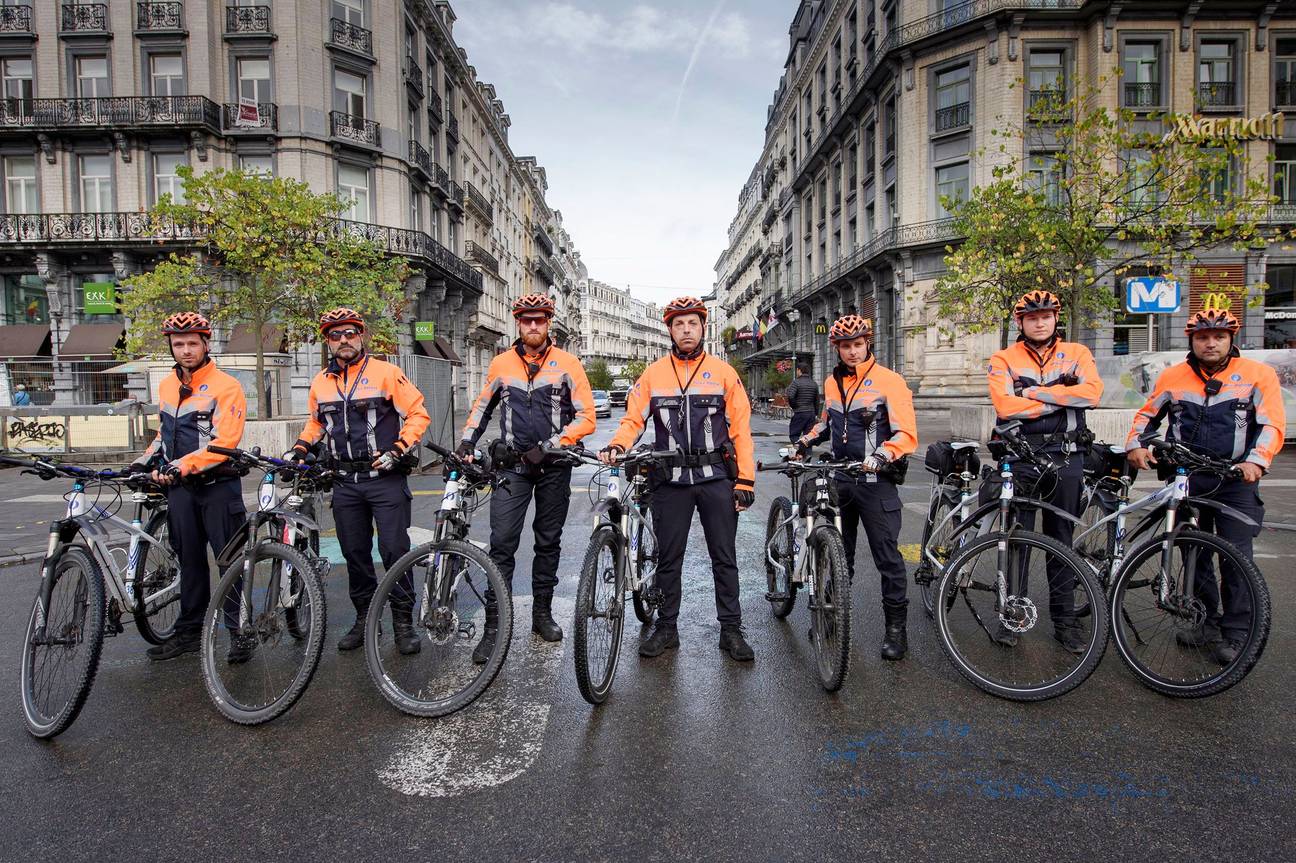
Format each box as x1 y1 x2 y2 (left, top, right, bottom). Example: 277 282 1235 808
610 389 628 408
592 390 611 417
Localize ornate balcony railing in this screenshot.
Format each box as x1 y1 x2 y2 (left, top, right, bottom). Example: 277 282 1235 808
136 1 183 30
466 240 498 276
225 4 271 35
786 219 959 307
0 96 221 131
533 255 556 285
464 181 492 222
61 3 108 32
533 223 554 255
1123 81 1160 109
330 110 378 146
0 212 484 293
329 17 373 56
430 161 449 192
222 101 278 131
427 90 443 125
404 58 424 99
0 5 33 33
934 101 970 132
447 180 464 209
1197 81 1236 108
447 111 459 144
408 139 433 178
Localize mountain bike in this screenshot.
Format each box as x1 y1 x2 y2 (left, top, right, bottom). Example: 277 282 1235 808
931 422 1108 701
759 452 863 692
913 441 982 620
1072 439 1269 698
364 440 512 717
571 445 670 705
4 455 180 739
199 445 330 725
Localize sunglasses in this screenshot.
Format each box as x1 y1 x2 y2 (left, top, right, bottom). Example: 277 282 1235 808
326 329 363 342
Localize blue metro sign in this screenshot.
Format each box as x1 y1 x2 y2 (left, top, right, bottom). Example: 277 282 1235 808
1124 277 1182 314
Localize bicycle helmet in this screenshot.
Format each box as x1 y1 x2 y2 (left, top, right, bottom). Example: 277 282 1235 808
663 296 708 324
161 311 211 336
511 293 555 319
828 314 872 342
1184 308 1240 336
1013 290 1062 319
318 307 366 334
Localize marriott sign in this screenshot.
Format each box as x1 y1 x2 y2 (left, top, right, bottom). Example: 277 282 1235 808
1161 112 1286 144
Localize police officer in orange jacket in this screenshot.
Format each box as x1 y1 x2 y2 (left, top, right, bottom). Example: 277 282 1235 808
460 293 596 663
291 308 430 654
1126 308 1285 664
795 315 918 659
131 312 248 661
983 290 1103 653
601 296 757 662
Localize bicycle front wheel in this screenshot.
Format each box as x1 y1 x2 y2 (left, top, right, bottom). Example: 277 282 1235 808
1109 528 1270 698
764 496 797 618
366 539 512 717
631 506 658 624
21 545 106 739
808 527 851 692
574 527 625 705
934 530 1108 701
201 542 326 725
132 508 180 645
916 491 958 620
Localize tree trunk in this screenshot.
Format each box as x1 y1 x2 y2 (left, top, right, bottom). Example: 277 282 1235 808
254 315 269 419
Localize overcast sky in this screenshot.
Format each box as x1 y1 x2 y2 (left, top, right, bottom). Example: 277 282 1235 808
455 0 792 305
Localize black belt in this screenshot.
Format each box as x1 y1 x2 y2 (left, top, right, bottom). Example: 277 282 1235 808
671 450 728 468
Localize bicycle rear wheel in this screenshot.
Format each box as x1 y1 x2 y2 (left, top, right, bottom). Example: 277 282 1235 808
916 490 958 620
366 539 512 717
21 545 106 739
808 527 851 692
1109 528 1270 698
631 506 658 624
202 542 326 725
574 527 625 704
764 496 797 618
934 530 1107 701
132 508 180 645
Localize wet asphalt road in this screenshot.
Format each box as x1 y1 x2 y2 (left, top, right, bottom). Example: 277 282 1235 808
1 413 1294 861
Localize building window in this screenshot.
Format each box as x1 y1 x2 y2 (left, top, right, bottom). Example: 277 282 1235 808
863 122 875 179
410 186 423 232
78 154 113 212
1123 149 1160 208
331 0 364 27
152 152 186 204
1 57 32 104
1200 148 1235 203
884 99 896 157
818 178 827 224
334 68 366 117
1277 37 1296 108
831 161 841 208
864 202 875 241
1275 145 1296 206
847 142 858 192
149 53 184 97
935 162 969 216
934 64 970 133
75 56 110 98
1264 265 1296 349
3 155 37 214
1026 152 1062 207
237 57 272 105
1121 41 1161 109
1113 280 1154 355
337 164 369 221
2 274 47 326
239 153 273 176
1026 48 1066 110
1197 39 1238 108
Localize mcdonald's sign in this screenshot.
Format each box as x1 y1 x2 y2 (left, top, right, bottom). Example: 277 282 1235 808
1189 265 1246 327
814 320 828 335
1200 292 1232 312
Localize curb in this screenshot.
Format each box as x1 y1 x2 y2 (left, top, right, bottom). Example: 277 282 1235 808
0 549 42 568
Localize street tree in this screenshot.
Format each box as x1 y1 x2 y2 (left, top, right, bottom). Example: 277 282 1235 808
621 360 648 382
586 359 614 391
933 71 1289 348
120 167 409 417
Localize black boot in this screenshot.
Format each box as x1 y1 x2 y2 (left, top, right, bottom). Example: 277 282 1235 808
336 614 365 651
881 603 908 661
532 593 563 642
472 600 499 665
392 604 421 656
718 624 755 662
639 621 680 658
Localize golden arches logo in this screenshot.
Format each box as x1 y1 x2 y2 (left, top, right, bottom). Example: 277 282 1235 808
1201 292 1232 312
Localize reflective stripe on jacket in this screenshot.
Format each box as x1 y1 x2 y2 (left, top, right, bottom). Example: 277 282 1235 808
987 338 1102 438
461 341 595 451
137 359 247 477
804 359 917 463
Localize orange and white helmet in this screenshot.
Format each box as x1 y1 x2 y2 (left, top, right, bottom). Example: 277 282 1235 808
161 311 211 336
318 307 366 334
663 296 708 324
511 293 556 319
828 314 872 342
1013 290 1062 319
1184 308 1240 336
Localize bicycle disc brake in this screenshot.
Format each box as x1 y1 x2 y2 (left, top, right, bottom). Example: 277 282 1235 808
1000 595 1038 634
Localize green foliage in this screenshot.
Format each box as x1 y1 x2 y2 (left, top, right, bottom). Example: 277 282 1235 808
620 359 648 383
933 69 1289 348
120 166 409 415
764 365 792 392
587 359 614 391
721 325 737 348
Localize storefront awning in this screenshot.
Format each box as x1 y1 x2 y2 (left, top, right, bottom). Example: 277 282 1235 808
433 336 462 365
224 324 286 354
59 323 124 359
0 324 51 359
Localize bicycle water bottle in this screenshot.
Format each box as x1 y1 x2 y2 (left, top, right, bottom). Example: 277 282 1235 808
258 471 277 511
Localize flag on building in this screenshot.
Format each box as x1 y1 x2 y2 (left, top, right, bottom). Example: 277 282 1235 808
766 308 779 333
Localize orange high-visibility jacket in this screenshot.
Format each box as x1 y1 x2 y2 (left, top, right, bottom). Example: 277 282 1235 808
461 341 595 450
987 338 1102 438
296 353 430 468
1126 354 1286 469
803 358 917 462
610 351 755 489
137 359 247 477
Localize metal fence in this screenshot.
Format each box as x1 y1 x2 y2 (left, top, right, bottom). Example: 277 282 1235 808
1 402 155 454
2 358 127 407
396 354 456 463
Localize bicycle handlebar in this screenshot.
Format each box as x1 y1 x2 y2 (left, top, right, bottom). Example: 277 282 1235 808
1150 440 1242 479
757 457 872 474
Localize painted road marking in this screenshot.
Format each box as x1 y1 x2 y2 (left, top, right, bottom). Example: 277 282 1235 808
376 595 573 798
899 543 921 563
319 526 438 565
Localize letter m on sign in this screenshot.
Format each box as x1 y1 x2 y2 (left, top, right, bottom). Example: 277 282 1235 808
1124 277 1180 313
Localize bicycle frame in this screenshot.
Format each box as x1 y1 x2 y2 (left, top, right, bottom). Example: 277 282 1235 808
764 466 846 598
920 468 979 573
594 465 653 597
